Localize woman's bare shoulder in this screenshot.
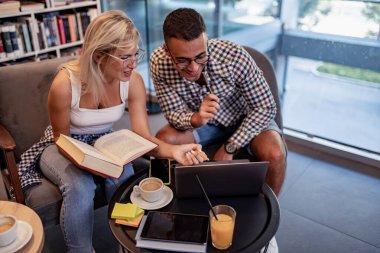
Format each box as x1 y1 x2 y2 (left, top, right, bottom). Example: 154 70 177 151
128 70 146 101
49 69 72 99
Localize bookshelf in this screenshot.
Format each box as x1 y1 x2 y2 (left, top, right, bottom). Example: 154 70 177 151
0 0 100 65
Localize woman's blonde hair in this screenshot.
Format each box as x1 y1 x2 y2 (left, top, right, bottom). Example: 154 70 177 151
64 10 140 103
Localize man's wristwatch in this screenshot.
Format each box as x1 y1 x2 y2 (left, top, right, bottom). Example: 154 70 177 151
224 140 238 155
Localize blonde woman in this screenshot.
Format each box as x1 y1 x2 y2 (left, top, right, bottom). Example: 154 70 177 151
18 10 204 252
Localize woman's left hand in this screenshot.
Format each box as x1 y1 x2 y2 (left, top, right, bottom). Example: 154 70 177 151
172 144 206 165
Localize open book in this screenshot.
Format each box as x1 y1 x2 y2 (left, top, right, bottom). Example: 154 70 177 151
56 129 157 178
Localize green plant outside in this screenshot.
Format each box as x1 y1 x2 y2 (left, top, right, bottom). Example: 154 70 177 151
317 63 380 85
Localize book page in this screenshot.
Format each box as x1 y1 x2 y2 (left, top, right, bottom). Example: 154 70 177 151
94 129 157 166
67 136 118 165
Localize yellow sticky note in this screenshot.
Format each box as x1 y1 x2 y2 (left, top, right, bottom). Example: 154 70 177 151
111 203 139 220
135 207 144 217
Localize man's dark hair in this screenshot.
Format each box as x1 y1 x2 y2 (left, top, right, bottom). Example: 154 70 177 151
163 8 206 42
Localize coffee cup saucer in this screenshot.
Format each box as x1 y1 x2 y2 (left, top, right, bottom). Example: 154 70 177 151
0 220 33 253
130 185 173 210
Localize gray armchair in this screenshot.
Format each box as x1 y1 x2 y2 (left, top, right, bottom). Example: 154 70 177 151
0 57 148 228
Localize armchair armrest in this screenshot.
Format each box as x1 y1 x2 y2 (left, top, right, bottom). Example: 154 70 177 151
0 124 25 203
0 124 16 151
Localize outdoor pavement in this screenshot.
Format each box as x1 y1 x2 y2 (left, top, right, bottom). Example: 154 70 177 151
282 58 380 154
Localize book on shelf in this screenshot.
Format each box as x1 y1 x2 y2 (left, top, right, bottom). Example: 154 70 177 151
17 17 36 52
8 23 22 57
20 1 45 11
14 23 25 55
135 212 209 253
67 14 78 42
56 129 158 178
40 13 60 47
17 19 33 52
51 15 61 46
56 16 66 44
0 25 14 58
38 20 47 49
0 35 5 59
0 22 28 59
61 15 71 43
75 12 83 40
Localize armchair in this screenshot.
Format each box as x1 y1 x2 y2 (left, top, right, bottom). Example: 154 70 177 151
0 57 149 228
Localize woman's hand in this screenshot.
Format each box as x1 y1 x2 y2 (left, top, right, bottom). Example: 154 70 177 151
172 144 206 165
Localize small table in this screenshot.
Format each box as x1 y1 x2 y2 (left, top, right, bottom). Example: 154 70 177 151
0 201 44 253
108 169 280 253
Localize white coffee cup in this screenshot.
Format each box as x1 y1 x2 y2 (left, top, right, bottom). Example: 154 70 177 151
0 215 18 247
133 177 164 202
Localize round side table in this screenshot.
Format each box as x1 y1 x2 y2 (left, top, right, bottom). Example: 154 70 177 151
108 169 280 253
0 200 44 253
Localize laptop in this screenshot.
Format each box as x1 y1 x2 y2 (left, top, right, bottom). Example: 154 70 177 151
174 160 268 199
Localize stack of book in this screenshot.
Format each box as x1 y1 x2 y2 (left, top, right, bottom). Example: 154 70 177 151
0 1 20 15
111 202 145 227
0 22 25 59
20 1 45 11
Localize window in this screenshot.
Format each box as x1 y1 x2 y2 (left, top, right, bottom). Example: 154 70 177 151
282 0 380 154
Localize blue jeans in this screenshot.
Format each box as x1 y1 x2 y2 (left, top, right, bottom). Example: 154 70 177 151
193 119 281 153
39 145 134 253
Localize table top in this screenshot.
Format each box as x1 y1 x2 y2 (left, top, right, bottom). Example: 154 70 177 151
0 201 44 253
108 169 280 253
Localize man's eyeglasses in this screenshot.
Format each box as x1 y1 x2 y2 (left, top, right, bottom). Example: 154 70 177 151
167 47 209 70
106 49 145 67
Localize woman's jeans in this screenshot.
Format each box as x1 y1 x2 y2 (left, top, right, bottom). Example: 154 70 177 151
39 145 134 253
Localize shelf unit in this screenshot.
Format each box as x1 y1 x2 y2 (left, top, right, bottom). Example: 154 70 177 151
0 0 100 65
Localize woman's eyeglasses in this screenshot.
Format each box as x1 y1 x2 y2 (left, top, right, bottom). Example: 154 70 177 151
106 49 145 67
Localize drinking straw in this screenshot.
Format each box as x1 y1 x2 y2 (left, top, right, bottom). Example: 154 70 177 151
195 174 218 220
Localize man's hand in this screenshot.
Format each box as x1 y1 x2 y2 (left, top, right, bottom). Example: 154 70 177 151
191 94 220 127
213 145 234 161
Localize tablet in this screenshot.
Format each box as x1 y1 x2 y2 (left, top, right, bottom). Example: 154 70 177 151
140 211 209 245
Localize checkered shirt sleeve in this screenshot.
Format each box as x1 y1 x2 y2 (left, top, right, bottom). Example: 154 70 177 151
150 40 276 147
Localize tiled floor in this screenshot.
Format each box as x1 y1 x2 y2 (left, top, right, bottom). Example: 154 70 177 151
42 143 380 253
277 144 380 253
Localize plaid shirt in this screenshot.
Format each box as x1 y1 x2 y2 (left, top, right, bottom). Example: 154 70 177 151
150 39 276 148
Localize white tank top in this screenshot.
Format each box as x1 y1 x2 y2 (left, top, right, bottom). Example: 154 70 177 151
67 69 129 135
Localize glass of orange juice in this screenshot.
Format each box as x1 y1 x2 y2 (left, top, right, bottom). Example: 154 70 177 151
209 205 236 250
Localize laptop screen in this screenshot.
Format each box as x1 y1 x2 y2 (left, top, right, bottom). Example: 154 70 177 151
174 160 268 199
